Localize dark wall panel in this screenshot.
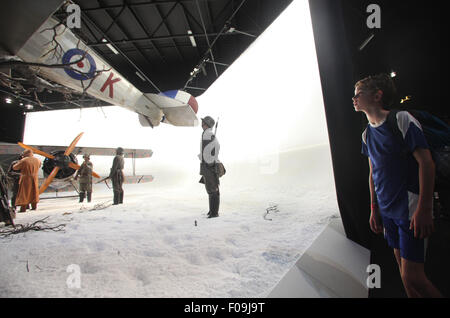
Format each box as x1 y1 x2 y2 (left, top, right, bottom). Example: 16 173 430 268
0 0 64 55
309 0 371 249
0 102 25 143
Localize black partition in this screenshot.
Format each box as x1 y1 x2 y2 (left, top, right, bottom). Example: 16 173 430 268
309 0 449 297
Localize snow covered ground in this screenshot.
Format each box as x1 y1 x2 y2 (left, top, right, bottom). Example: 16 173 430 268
0 145 339 298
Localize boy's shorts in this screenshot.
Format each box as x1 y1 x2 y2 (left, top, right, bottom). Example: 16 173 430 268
381 216 427 263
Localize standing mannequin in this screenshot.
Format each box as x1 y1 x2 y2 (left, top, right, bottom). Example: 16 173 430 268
199 116 220 218
74 154 93 203
12 149 41 212
110 147 125 205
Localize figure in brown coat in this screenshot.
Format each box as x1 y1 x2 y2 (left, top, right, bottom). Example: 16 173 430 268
13 149 41 212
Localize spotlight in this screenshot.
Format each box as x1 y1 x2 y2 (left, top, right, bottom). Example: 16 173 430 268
358 33 375 51
102 38 119 54
5 98 12 104
400 96 411 104
390 71 397 78
25 104 34 110
187 30 197 47
135 72 146 81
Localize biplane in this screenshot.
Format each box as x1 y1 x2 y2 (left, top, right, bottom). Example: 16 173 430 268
0 132 153 196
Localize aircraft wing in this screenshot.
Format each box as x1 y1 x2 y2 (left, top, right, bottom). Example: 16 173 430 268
0 142 152 158
14 17 199 128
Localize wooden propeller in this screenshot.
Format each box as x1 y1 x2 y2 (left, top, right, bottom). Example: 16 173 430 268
17 133 100 194
18 142 55 159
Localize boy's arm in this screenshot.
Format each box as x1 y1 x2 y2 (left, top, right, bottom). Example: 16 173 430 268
410 148 435 239
368 158 383 234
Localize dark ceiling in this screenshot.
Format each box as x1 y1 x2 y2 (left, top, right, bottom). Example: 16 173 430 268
65 0 294 96
339 0 449 118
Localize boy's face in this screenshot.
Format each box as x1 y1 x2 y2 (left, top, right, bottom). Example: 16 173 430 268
353 86 383 113
353 87 371 112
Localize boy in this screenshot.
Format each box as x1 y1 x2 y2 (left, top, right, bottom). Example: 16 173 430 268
354 74 442 297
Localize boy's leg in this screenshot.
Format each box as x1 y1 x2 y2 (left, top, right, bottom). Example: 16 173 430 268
396 219 443 297
401 259 442 298
393 249 402 275
381 216 402 273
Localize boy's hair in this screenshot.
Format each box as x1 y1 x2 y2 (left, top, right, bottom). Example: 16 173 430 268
355 73 397 107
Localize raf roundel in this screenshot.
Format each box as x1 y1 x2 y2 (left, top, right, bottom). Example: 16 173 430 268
62 48 97 81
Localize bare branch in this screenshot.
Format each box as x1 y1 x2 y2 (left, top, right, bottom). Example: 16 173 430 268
0 9 111 110
40 18 68 61
0 55 87 69
0 217 66 238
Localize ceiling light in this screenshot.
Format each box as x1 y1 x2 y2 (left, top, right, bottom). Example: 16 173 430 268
358 33 375 51
136 72 146 81
102 38 119 54
390 71 397 78
25 104 34 110
5 98 12 104
227 28 256 37
106 43 119 54
187 30 197 47
201 64 207 76
400 96 411 104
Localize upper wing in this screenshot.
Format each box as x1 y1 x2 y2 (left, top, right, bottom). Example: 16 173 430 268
70 146 153 158
0 142 152 158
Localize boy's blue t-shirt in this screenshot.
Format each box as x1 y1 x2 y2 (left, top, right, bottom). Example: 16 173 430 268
361 111 429 220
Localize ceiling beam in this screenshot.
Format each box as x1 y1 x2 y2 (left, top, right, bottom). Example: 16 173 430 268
103 5 126 35
183 0 248 89
178 2 201 60
81 0 221 12
151 3 185 62
86 31 247 46
96 0 166 86
122 0 167 64
195 0 218 77
81 6 162 92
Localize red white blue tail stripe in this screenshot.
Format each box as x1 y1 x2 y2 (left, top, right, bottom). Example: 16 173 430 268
159 90 198 114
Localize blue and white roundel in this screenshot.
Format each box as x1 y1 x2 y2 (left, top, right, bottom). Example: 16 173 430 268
62 48 97 80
